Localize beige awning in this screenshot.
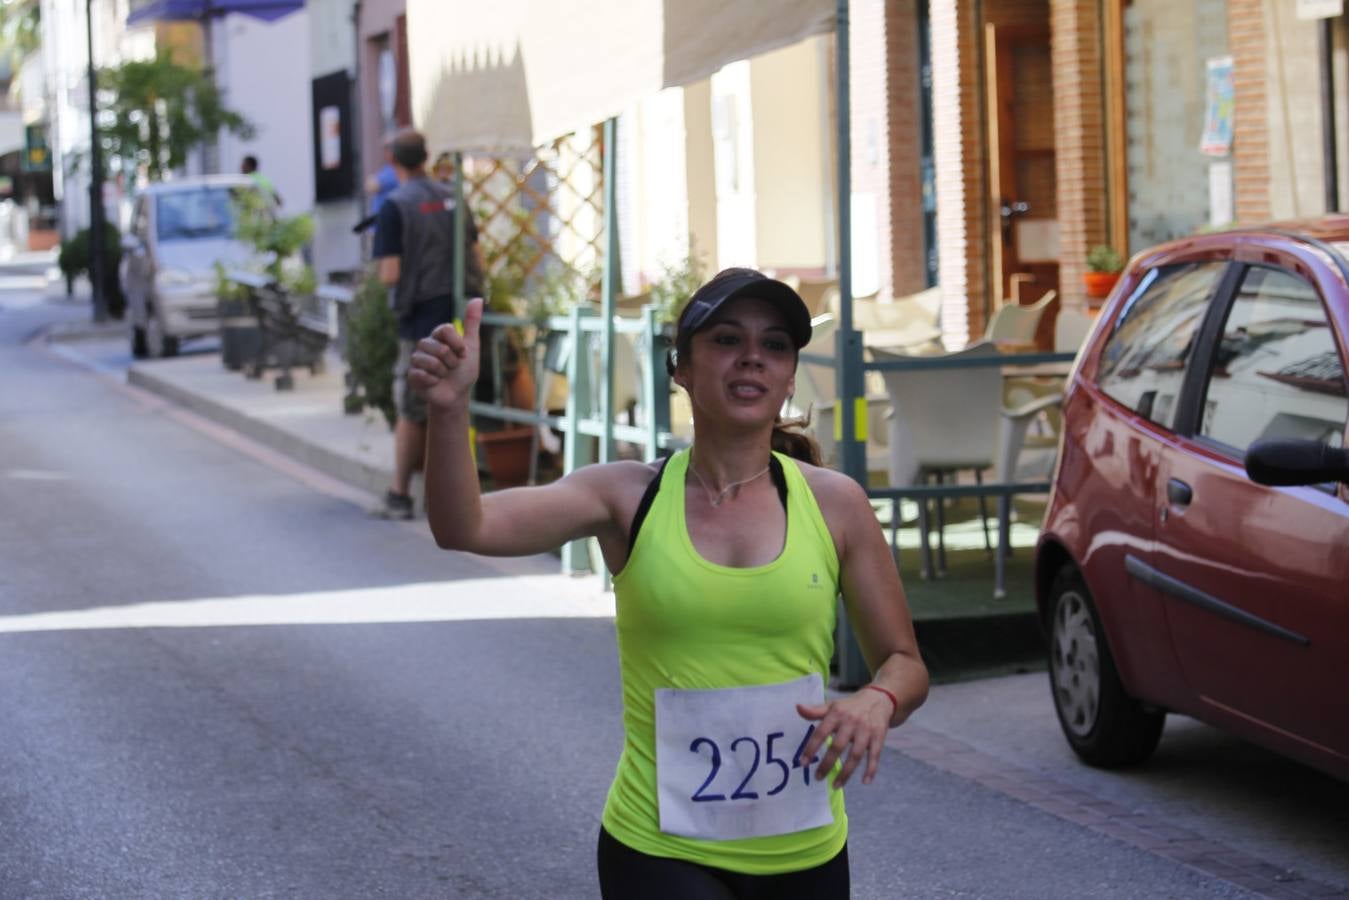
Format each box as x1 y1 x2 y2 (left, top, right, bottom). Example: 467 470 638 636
406 0 835 152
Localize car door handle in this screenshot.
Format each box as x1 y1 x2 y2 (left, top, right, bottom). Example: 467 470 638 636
1166 478 1193 507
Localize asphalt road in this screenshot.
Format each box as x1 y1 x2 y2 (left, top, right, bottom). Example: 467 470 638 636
2 289 1345 899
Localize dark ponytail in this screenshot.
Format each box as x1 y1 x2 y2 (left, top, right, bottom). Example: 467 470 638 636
771 410 822 466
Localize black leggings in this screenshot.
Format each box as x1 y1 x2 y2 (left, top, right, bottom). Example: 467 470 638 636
596 827 850 900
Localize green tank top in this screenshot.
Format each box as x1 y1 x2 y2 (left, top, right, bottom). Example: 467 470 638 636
601 449 846 874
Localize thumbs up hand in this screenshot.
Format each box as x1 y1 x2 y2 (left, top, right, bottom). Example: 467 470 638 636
408 296 483 412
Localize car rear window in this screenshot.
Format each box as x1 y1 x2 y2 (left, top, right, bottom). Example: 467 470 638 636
1096 262 1225 429
156 188 240 242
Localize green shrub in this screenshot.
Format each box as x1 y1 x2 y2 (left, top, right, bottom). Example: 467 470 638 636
344 271 399 429
57 222 126 318
231 188 317 294
649 243 705 325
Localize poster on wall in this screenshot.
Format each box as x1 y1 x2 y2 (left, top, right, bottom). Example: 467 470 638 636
319 106 342 171
311 71 355 201
1199 56 1234 157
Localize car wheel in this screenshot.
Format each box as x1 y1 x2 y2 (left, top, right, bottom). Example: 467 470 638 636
145 313 179 359
130 323 148 358
1048 565 1164 767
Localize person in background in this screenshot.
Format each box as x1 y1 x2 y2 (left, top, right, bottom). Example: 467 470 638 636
408 267 929 898
240 155 281 208
372 129 484 520
365 138 399 218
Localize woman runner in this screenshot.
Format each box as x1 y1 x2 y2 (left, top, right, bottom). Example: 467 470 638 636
410 268 929 899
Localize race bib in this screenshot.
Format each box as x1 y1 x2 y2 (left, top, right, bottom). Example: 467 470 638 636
654 673 834 841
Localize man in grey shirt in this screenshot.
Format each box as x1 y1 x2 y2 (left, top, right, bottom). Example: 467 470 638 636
373 129 483 518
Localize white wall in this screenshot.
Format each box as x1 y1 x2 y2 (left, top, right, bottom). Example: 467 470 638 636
710 60 757 269
1263 0 1333 219
748 36 830 274
707 38 832 277
683 79 719 275
214 10 315 218
618 87 691 293
307 0 362 281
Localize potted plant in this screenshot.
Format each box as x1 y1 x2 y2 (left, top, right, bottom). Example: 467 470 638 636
341 270 399 427
215 190 318 372
1084 244 1124 301
474 244 545 489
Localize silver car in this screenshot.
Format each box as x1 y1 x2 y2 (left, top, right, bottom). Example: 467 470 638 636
121 175 267 358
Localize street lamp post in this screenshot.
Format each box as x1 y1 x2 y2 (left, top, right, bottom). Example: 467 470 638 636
86 0 107 322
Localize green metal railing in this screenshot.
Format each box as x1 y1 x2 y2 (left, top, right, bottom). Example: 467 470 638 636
469 304 677 574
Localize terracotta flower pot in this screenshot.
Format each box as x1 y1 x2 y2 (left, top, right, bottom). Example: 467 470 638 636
1083 271 1121 300
477 427 535 488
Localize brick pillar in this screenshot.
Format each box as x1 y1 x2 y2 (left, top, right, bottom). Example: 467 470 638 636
1229 0 1270 223
1051 0 1109 312
850 0 926 302
885 0 928 298
931 0 987 346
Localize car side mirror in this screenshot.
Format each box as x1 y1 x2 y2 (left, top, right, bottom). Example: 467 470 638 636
1245 438 1349 487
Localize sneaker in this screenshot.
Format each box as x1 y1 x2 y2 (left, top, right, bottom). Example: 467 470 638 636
374 490 414 520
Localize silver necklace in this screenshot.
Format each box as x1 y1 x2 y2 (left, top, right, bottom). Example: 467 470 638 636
688 461 770 508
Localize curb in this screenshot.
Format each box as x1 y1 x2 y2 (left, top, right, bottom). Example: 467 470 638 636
126 363 396 502
43 319 128 343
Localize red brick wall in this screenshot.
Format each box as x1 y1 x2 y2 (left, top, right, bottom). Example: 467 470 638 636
1051 0 1109 311
931 0 988 345
885 0 928 298
1228 0 1271 223
849 0 927 302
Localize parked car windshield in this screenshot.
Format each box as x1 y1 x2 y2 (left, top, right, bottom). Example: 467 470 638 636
155 187 241 242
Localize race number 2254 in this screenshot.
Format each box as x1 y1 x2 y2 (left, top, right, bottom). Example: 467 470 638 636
687 724 821 802
654 675 836 841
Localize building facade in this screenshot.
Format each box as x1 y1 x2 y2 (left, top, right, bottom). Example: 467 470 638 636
858 0 1346 349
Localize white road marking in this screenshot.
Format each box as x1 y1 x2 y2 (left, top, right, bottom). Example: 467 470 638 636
0 575 615 633
3 469 71 481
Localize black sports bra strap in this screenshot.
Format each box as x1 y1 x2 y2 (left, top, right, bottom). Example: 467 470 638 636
769 455 788 508
627 457 670 553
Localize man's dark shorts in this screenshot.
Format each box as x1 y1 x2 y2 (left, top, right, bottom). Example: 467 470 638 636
395 339 429 424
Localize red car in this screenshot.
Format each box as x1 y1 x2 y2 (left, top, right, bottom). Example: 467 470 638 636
1036 215 1349 780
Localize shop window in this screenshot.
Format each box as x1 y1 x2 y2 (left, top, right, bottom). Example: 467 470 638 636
1124 0 1231 250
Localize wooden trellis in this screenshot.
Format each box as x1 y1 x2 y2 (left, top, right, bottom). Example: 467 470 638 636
463 125 606 299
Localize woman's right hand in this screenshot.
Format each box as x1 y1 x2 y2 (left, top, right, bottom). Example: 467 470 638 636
408 296 482 412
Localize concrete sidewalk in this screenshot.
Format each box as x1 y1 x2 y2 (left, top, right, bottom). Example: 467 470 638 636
127 350 398 502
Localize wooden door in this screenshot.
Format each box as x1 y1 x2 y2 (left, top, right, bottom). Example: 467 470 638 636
985 24 1059 313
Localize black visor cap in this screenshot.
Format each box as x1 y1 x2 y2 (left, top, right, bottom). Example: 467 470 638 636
675 269 813 351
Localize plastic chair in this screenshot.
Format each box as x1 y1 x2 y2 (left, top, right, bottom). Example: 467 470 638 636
871 341 1061 597
789 313 890 478
983 290 1056 347
1054 306 1095 352
839 286 944 354
1002 306 1094 454
795 278 837 317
